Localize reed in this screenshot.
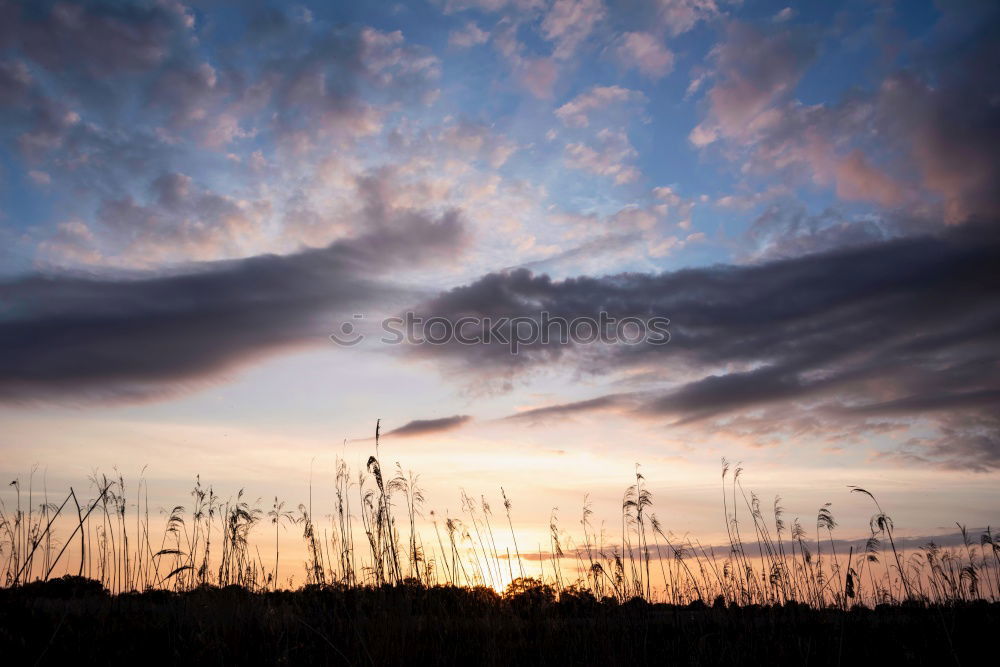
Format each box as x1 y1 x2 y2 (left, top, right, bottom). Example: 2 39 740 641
1 437 998 609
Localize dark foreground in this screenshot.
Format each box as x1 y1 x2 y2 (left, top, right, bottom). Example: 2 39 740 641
2 577 996 666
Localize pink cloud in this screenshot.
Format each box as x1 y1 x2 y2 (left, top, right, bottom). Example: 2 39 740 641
656 0 725 36
541 0 605 60
555 85 646 127
834 150 905 208
448 21 490 48
690 22 816 146
878 72 1000 224
516 57 558 99
614 32 675 79
564 128 641 184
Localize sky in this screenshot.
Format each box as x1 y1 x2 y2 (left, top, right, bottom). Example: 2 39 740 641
1 0 999 561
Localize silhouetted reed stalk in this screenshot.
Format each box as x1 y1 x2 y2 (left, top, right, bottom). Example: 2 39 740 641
462 490 496 588
501 488 524 580
851 486 912 600
333 455 356 585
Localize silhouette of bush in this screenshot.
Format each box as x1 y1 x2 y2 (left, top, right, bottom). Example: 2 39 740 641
5 575 106 599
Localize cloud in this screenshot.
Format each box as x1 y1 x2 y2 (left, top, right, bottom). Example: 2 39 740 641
614 32 675 79
35 172 274 269
440 0 516 12
434 118 521 167
0 0 192 77
772 7 795 23
449 21 490 48
511 187 700 273
515 231 641 274
0 7 461 281
491 17 576 100
503 394 631 423
689 22 817 147
833 150 905 207
655 0 726 36
0 59 32 106
490 19 560 99
406 221 1000 469
27 169 50 185
516 57 558 98
891 414 1000 472
742 203 890 261
260 26 440 153
142 20 442 153
541 0 606 60
5 10 438 173
691 7 1000 226
0 206 467 403
512 527 995 562
564 128 641 184
385 414 472 436
874 14 1000 224
36 220 103 266
555 85 646 128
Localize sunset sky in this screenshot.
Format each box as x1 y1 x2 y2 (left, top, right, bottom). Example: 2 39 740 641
1 0 999 562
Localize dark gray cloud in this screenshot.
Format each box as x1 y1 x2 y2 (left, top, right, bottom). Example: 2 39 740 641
385 414 472 437
0 60 32 106
0 0 188 77
0 0 194 141
0 207 465 403
413 221 1000 469
502 394 632 424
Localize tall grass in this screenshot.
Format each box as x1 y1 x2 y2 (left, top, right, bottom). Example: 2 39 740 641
2 433 998 607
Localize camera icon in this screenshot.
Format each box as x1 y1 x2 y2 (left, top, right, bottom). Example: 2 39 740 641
330 314 366 346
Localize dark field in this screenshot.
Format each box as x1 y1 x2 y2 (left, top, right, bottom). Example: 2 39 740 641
2 576 997 666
